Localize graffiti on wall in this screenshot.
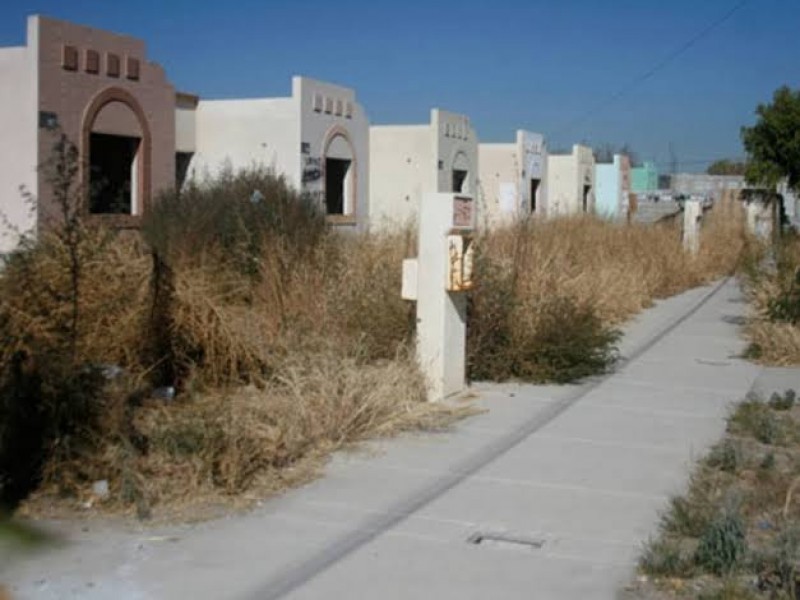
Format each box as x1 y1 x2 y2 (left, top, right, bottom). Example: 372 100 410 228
302 156 322 184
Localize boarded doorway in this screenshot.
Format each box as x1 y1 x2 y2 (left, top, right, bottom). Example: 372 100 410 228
89 133 140 214
530 178 541 213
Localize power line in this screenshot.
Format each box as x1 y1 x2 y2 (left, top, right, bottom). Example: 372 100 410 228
552 0 750 138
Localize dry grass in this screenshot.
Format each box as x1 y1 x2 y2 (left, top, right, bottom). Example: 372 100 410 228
469 194 747 381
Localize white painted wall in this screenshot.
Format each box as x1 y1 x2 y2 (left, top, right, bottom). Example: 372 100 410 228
546 144 595 216
0 37 37 254
175 107 196 153
369 125 431 228
370 109 477 231
478 129 547 227
191 97 298 185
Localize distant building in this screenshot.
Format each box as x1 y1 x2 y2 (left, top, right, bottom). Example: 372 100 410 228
0 15 185 253
546 145 595 216
671 173 745 199
478 130 548 226
369 109 477 230
595 154 632 221
190 77 370 230
631 161 658 194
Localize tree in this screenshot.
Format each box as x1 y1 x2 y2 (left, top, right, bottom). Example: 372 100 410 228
741 86 800 191
592 143 640 167
706 159 747 176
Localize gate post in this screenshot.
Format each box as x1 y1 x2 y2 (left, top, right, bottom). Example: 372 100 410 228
402 193 475 401
682 199 702 255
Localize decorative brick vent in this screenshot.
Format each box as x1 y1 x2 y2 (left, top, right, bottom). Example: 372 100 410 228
85 49 99 74
324 96 333 114
126 56 140 80
62 45 78 71
345 102 353 119
335 99 343 116
313 93 323 112
106 53 120 77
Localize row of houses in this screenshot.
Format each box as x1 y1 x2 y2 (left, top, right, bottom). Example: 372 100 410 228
0 16 732 254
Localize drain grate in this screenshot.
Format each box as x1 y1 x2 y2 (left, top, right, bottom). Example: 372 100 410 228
467 531 546 550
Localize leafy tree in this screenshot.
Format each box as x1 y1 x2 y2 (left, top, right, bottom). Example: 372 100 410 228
741 86 800 191
706 159 747 176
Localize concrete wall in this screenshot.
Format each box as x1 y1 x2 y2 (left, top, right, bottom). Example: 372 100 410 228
369 109 477 231
547 144 595 216
369 125 432 228
671 173 745 198
478 129 547 227
175 93 197 154
0 40 37 253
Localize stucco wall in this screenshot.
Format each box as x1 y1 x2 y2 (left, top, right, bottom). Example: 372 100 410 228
478 130 547 227
433 109 478 197
595 162 618 219
631 161 658 193
369 125 431 229
547 144 594 216
35 15 176 226
0 42 37 253
295 77 369 229
192 97 298 184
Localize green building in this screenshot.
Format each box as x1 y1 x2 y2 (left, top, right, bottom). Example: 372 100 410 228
631 161 658 193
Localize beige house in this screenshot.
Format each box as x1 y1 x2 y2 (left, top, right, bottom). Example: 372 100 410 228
369 109 478 230
478 130 548 227
189 77 370 230
546 144 596 216
0 15 189 253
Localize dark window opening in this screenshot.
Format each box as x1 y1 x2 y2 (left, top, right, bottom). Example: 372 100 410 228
325 157 351 215
176 152 193 189
530 179 540 213
583 185 591 213
452 169 468 193
89 133 139 214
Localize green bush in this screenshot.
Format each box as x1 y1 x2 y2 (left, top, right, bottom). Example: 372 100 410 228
640 536 696 577
769 389 797 411
707 439 742 474
729 398 780 445
467 253 620 383
695 511 748 576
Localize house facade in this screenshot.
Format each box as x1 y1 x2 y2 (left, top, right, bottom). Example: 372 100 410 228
478 130 548 227
369 109 478 230
595 154 632 221
189 77 369 230
631 161 658 195
546 144 595 216
0 15 184 253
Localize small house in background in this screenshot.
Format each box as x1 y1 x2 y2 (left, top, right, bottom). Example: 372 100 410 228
546 144 595 216
0 15 183 254
369 109 478 230
190 77 370 230
671 173 745 201
478 130 548 227
595 154 632 221
631 161 659 195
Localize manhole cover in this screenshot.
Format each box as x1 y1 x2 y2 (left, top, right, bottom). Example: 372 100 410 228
467 531 546 550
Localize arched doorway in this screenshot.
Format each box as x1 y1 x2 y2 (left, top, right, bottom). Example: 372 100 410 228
81 88 151 217
322 128 356 217
452 151 471 194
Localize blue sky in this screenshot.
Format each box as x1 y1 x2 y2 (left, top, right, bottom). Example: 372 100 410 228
1 0 797 172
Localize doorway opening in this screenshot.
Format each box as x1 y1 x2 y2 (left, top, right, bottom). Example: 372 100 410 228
452 169 468 193
325 157 352 215
530 178 541 213
582 184 592 213
89 133 140 214
175 152 194 189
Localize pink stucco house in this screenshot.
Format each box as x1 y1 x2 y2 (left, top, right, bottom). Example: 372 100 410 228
0 15 197 253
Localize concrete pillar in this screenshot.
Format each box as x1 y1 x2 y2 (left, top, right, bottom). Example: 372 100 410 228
682 199 702 255
402 193 475 401
745 197 775 241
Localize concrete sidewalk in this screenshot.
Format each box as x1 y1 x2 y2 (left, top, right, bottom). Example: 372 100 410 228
4 279 786 599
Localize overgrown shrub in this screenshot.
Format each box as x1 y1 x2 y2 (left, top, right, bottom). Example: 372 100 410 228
640 536 697 578
695 511 748 576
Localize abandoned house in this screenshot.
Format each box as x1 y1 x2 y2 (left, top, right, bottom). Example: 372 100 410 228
631 161 659 195
369 109 478 230
478 129 548 227
546 144 596 216
595 154 632 221
188 77 369 230
0 15 187 254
